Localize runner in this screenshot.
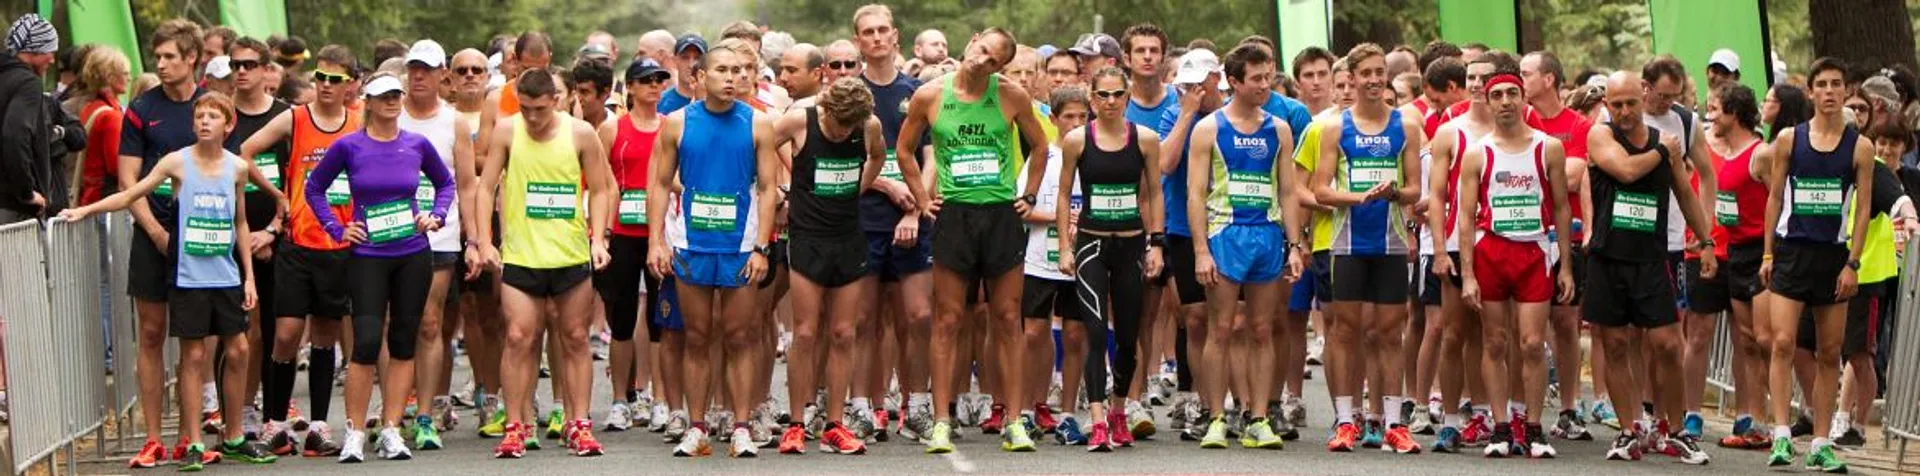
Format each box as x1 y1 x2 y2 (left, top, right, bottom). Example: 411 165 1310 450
1691 83 1773 450
1293 47 1337 116
772 78 887 455
644 38 781 458
1583 70 1717 464
596 58 669 435
1453 65 1576 459
242 44 360 460
1759 57 1873 474
1181 43 1303 450
223 37 291 452
660 34 705 115
1114 22 1172 439
1022 86 1090 446
303 72 455 462
474 69 614 459
824 40 861 85
1519 50 1596 443
447 47 512 439
1639 58 1719 444
1157 48 1226 440
776 43 825 109
1311 43 1423 454
391 40 473 449
69 92 279 472
1420 52 1499 453
895 26 1052 454
117 19 216 468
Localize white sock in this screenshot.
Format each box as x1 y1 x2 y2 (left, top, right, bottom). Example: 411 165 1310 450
1384 397 1404 426
851 398 872 413
1471 404 1491 418
1813 437 1831 449
1511 402 1528 421
1334 397 1354 424
909 393 930 408
1774 425 1793 439
1445 413 1464 428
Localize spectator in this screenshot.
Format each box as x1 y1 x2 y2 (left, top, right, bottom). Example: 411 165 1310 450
0 14 60 223
1764 83 1810 141
72 46 129 207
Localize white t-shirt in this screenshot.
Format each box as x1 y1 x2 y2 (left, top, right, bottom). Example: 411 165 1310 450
398 101 463 253
1021 146 1078 281
1643 107 1692 253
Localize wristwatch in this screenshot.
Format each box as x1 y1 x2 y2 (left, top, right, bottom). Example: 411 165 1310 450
1148 232 1166 248
1848 259 1862 271
754 244 773 257
1018 194 1038 206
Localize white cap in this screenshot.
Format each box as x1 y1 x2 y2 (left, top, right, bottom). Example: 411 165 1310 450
1709 48 1739 74
363 75 404 97
1172 49 1222 85
407 40 446 69
204 56 233 80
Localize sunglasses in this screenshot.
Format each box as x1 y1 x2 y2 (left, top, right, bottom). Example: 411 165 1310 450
453 66 486 77
828 60 859 70
628 76 667 85
1093 89 1127 100
312 70 354 85
230 59 262 71
368 91 403 101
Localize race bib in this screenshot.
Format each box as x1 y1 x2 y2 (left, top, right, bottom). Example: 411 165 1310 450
248 153 281 192
1347 157 1397 193
880 149 904 181
1610 191 1657 233
364 200 415 244
814 157 860 198
1045 227 1060 264
950 148 1001 187
305 171 351 206
1490 194 1543 235
525 182 578 219
618 189 647 225
155 179 174 197
1227 171 1274 210
414 174 436 209
1791 177 1843 216
689 192 738 231
1089 183 1139 222
183 216 233 256
1715 191 1740 226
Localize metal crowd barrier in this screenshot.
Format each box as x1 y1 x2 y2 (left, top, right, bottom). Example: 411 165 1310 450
0 216 115 475
1704 310 1736 410
1883 238 1920 471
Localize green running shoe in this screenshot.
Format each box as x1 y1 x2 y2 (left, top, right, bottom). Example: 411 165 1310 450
1200 417 1230 449
546 408 566 440
1805 444 1848 474
924 421 956 454
219 438 278 464
478 408 508 438
179 443 207 472
414 415 442 450
1768 436 1795 467
1243 418 1284 449
1002 416 1036 452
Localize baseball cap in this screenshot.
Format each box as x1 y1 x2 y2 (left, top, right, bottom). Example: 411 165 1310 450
1036 44 1058 60
1172 49 1222 85
675 33 708 55
625 58 671 82
407 39 446 69
204 56 233 80
363 75 404 97
579 43 611 60
1708 48 1739 74
1069 33 1121 60
1861 76 1901 109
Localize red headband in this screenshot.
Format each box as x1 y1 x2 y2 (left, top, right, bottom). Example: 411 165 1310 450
1485 73 1524 96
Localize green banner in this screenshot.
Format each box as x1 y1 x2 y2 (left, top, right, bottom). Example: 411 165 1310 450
1648 0 1770 106
1437 0 1520 52
220 0 288 39
1276 0 1330 75
65 0 143 83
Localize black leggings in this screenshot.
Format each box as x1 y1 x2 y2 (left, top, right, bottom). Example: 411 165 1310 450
1074 233 1146 402
347 252 431 365
597 235 662 342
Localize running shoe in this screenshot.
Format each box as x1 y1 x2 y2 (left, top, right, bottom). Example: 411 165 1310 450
1167 396 1193 433
1278 417 1301 441
902 404 935 441
1667 432 1709 465
981 404 1007 434
1805 443 1848 473
1483 424 1513 458
1509 419 1532 457
1106 410 1135 447
799 403 823 438
263 421 296 456
375 427 411 460
478 407 508 438
1432 426 1462 453
1683 413 1705 439
337 429 366 463
1409 407 1434 435
1835 428 1867 447
201 411 223 435
1591 400 1619 429
432 398 458 432
568 420 605 456
1033 402 1059 434
173 439 187 462
179 443 208 472
1768 436 1795 466
1057 416 1087 446
1649 420 1674 456
1327 421 1359 452
241 405 262 439
1002 416 1037 452
1527 423 1554 458
494 422 528 458
1182 409 1210 442
1126 400 1155 439
672 426 711 457
128 439 166 468
873 409 892 442
1553 408 1593 440
1462 414 1493 447
846 407 877 441
1087 421 1114 452
1606 431 1644 461
1360 420 1385 448
219 437 278 464
1200 416 1231 449
605 402 632 432
752 411 778 449
303 422 343 457
956 394 982 427
663 410 690 443
632 396 654 429
779 423 807 454
1384 425 1421 454
413 415 442 450
1146 379 1167 407
1243 418 1285 449
1792 413 1815 437
1286 399 1307 428
1307 337 1324 365
1721 430 1769 450
288 402 309 432
545 408 566 440
817 422 865 454
1399 401 1417 429
649 403 670 433
924 421 956 454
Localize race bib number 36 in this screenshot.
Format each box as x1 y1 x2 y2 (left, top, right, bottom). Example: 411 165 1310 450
1610 191 1657 233
814 157 860 198
1791 177 1843 216
525 182 578 219
689 192 739 231
1490 194 1543 234
1089 183 1139 222
619 189 648 225
1227 171 1274 210
1347 158 1397 192
365 200 415 243
184 217 233 256
950 149 1002 187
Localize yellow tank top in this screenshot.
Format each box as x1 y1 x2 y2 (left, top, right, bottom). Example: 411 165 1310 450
500 115 589 269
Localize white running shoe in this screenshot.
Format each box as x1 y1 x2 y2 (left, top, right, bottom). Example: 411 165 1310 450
375 427 412 460
338 429 367 463
729 427 757 457
1306 337 1324 365
649 403 671 433
605 402 632 431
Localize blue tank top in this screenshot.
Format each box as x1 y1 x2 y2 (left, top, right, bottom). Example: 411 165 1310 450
1203 110 1284 230
175 148 242 288
1125 86 1178 131
1157 105 1197 237
1776 124 1860 244
1333 109 1410 256
676 100 761 253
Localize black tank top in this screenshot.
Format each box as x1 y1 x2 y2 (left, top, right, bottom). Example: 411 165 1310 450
1779 123 1859 244
1589 124 1672 263
1075 123 1147 232
789 107 866 237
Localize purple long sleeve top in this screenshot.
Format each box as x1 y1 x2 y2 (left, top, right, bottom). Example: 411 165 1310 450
304 129 454 258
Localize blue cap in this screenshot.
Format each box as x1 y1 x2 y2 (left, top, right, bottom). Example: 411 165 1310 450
625 58 671 82
675 33 707 55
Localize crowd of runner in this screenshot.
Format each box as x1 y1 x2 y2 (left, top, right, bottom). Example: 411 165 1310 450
6 4 1920 473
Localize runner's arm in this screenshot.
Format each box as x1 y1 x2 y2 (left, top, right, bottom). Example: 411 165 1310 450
1186 119 1220 257
1312 117 1365 207
896 86 936 216
305 139 351 241
860 118 887 195
1762 128 1795 260
1392 119 1423 205
73 153 180 217
1054 128 1084 244
1686 120 1719 243
1426 124 1456 256
240 111 296 219
475 117 513 253
1141 126 1165 235
1455 147 1486 279
1159 101 1200 173
646 114 683 241
1847 137 1877 263
457 119 480 243
1666 142 1713 255
1544 140 1574 277
1585 123 1666 182
1275 126 1304 247
577 120 613 246
233 167 254 290
752 115 782 250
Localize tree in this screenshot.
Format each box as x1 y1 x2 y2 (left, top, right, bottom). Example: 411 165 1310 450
1808 0 1915 73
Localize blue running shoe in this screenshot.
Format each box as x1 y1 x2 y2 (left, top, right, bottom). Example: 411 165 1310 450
1591 401 1619 429
1683 413 1705 439
1056 416 1087 446
1433 426 1462 453
1361 420 1385 449
1731 415 1753 436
